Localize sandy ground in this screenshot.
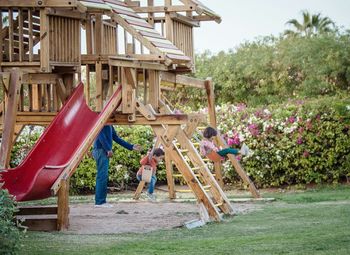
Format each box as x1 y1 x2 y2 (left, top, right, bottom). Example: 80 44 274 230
65 198 260 235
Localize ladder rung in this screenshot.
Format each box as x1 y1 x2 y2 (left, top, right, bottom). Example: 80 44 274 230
193 142 200 147
203 158 210 162
176 189 193 193
197 126 206 130
214 202 223 207
173 174 183 177
202 185 211 189
179 149 189 153
192 167 201 171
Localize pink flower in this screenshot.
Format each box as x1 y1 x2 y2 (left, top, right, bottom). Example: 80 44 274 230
303 150 310 157
298 127 304 134
306 120 312 130
227 138 235 146
297 136 303 145
236 103 247 112
248 123 260 136
288 116 296 124
236 155 242 161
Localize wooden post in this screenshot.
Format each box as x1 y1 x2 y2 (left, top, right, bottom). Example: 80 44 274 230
0 70 20 168
96 61 103 111
40 8 50 72
121 67 136 114
95 14 103 55
165 0 174 42
57 179 70 231
0 11 3 63
147 0 155 26
204 78 224 187
165 151 176 199
148 70 160 111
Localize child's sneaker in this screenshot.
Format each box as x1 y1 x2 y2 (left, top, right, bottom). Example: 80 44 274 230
240 143 250 156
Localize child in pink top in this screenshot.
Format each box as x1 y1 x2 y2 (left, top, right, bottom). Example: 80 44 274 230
136 148 165 200
200 127 248 158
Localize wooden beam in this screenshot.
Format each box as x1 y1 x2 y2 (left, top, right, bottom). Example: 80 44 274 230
0 0 79 7
109 58 169 71
135 99 156 120
133 5 196 13
169 12 200 27
56 78 68 103
0 70 20 168
22 73 62 84
14 112 189 126
160 72 205 89
95 61 103 111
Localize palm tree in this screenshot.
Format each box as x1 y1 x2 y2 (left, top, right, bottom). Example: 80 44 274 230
284 10 335 37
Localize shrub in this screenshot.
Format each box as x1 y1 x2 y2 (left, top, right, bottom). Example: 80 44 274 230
215 96 350 187
0 189 22 255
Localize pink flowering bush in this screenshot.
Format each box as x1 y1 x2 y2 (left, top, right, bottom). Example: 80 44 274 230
215 97 350 187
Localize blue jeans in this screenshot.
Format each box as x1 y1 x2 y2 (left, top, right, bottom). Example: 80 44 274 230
137 174 157 194
217 148 239 157
93 148 109 205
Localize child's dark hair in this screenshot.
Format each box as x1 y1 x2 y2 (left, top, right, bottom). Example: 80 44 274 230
203 127 217 139
153 148 165 157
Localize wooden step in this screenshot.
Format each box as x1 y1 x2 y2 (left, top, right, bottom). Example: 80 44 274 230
16 215 57 231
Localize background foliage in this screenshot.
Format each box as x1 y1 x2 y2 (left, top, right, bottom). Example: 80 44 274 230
164 31 350 109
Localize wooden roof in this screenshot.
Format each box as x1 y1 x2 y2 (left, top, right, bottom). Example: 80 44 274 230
79 0 191 66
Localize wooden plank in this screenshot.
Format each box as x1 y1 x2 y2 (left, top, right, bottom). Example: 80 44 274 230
57 179 70 231
160 72 205 89
124 18 154 29
18 216 57 231
22 73 61 84
0 70 20 168
131 24 161 34
18 9 24 62
151 41 178 50
158 47 184 55
8 9 14 62
0 11 2 63
139 30 166 39
16 206 58 216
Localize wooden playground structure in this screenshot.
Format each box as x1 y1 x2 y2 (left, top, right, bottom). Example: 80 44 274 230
0 0 260 231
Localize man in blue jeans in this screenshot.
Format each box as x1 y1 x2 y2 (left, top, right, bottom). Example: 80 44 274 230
93 125 141 208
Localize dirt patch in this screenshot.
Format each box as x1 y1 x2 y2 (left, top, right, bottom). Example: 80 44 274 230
65 200 260 235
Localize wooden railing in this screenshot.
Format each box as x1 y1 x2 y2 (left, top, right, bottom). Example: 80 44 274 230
0 8 40 63
48 15 81 65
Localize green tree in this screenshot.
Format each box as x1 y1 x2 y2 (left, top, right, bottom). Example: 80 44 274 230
284 10 335 37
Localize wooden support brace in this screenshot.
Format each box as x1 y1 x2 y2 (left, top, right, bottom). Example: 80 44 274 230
56 78 68 103
135 99 156 120
0 70 21 169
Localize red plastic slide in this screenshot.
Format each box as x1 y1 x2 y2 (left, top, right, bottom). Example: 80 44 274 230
1 82 120 201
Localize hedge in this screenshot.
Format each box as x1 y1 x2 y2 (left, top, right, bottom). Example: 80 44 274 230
216 96 350 187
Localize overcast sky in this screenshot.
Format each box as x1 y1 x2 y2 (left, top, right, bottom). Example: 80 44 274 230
194 0 350 53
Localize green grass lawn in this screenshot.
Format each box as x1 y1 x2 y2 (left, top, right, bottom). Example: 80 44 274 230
19 185 350 255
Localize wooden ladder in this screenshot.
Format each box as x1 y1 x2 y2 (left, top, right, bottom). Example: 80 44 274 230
153 125 234 221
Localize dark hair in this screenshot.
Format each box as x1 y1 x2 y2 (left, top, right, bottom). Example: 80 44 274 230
153 148 165 157
203 126 217 139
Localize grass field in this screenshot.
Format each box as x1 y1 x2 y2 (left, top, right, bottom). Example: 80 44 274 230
19 185 350 255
